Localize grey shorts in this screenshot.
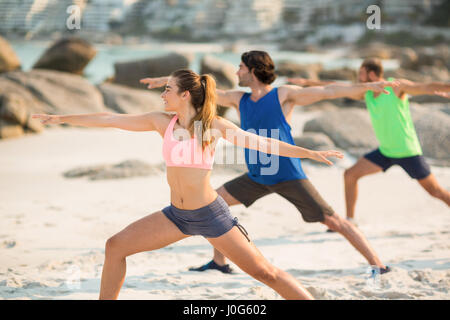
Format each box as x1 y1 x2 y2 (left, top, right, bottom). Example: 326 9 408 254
162 195 250 240
224 174 335 223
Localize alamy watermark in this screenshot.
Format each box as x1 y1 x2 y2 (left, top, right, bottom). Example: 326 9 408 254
366 5 381 30
66 5 81 30
365 265 382 290
169 121 280 175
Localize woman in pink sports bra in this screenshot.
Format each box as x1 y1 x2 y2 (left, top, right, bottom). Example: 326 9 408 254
33 69 343 300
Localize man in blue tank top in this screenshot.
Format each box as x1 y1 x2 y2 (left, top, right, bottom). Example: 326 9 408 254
141 51 393 274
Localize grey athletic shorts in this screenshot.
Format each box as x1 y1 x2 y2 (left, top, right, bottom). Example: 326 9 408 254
224 174 335 223
162 195 250 240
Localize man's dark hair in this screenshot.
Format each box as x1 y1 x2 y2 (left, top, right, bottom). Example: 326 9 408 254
361 58 384 77
241 51 276 84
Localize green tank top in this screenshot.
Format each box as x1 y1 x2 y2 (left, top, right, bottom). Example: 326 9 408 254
364 78 422 158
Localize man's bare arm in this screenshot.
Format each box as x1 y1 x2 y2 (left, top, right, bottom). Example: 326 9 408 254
287 77 336 87
282 81 398 106
397 79 450 96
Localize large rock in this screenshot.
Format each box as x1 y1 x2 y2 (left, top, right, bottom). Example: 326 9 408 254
2 69 106 115
0 93 28 125
98 83 164 114
318 68 357 81
200 54 238 117
0 82 45 139
397 47 419 70
385 68 432 83
355 42 395 60
398 46 449 71
410 105 450 166
113 52 193 89
33 38 97 75
303 105 450 166
275 61 322 79
0 69 107 139
303 108 378 156
293 132 336 150
0 119 24 139
200 55 237 90
0 36 21 73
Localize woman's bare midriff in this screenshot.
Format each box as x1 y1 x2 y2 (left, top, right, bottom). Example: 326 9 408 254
166 167 218 210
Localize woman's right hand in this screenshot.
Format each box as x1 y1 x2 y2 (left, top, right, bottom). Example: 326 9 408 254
308 150 344 166
31 114 62 125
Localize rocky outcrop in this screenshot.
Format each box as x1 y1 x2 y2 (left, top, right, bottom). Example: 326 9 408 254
33 38 97 75
275 61 322 79
0 36 21 73
200 54 237 90
200 54 238 116
303 105 450 165
98 82 164 114
318 68 357 82
293 132 336 150
303 108 378 157
410 105 450 166
0 69 107 139
113 52 193 89
2 69 106 115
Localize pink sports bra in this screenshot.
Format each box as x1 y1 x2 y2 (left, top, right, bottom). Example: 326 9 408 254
162 114 215 170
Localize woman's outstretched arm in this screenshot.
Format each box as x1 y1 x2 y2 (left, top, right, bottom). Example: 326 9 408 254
213 117 343 166
32 111 168 132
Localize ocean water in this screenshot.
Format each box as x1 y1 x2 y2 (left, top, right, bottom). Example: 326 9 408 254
10 40 399 86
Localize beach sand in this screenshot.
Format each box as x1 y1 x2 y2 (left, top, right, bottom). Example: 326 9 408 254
1 122 449 300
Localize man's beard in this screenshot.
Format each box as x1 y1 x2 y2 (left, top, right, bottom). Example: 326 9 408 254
238 78 249 87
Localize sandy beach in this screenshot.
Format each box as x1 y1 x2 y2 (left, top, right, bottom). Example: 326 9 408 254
1 107 449 300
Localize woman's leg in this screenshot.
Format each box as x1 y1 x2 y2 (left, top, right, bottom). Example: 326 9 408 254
99 211 189 300
207 227 314 300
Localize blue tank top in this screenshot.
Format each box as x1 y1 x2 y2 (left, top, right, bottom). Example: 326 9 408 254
239 87 307 185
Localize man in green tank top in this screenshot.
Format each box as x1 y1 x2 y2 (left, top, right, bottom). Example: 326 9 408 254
290 58 450 224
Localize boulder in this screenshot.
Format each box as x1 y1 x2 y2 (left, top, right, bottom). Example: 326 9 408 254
98 82 164 114
33 37 97 75
385 68 433 82
0 36 21 73
275 61 322 79
418 65 449 82
397 47 419 70
303 108 378 156
0 93 28 125
200 54 238 117
0 69 107 139
357 43 395 60
113 52 193 89
318 68 357 82
398 46 448 71
410 105 450 166
2 69 106 115
200 55 237 90
0 118 24 139
293 132 336 150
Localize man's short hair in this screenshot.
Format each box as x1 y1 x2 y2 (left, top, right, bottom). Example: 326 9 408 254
241 51 276 84
361 58 384 77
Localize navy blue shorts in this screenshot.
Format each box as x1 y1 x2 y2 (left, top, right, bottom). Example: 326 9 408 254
162 195 249 240
364 148 431 180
